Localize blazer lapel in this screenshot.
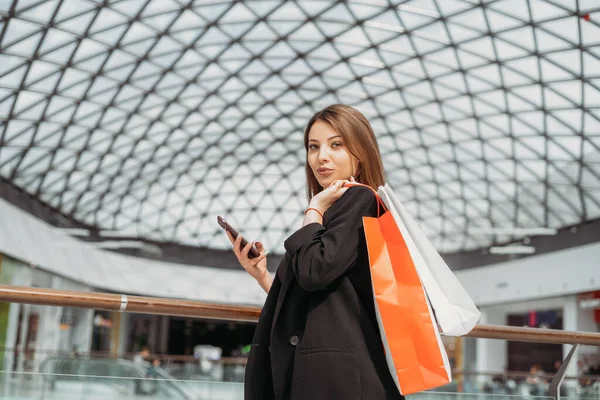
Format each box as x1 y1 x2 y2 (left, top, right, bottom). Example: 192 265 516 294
271 254 294 333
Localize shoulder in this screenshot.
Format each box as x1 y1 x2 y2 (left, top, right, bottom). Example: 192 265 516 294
326 185 379 219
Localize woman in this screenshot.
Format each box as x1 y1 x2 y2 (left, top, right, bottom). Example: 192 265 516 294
227 104 403 400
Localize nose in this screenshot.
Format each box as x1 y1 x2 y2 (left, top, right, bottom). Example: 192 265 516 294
318 145 330 162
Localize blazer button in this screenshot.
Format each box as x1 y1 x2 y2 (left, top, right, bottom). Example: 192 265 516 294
268 346 272 353
289 335 299 346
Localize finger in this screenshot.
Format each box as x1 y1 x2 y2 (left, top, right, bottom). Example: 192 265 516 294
233 234 243 256
255 241 264 252
241 240 254 258
350 176 356 182
328 179 341 188
252 251 269 265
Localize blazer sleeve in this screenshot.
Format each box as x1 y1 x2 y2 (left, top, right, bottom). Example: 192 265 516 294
283 186 378 291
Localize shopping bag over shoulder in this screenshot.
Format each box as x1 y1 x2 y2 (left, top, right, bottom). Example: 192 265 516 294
357 185 451 395
378 184 480 336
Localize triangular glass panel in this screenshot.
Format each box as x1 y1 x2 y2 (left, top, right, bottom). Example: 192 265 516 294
446 21 484 43
39 40 77 64
244 40 275 57
504 56 540 82
169 8 205 34
545 49 582 77
460 36 496 60
266 20 305 37
121 21 158 45
584 84 600 107
486 8 525 31
122 37 156 58
4 31 43 58
534 28 574 53
540 16 580 46
477 89 507 112
149 36 183 59
552 109 583 132
319 2 356 24
506 92 536 112
142 11 180 32
511 84 543 108
346 2 383 20
0 91 16 118
410 35 445 53
23 59 59 86
449 7 487 31
500 65 534 86
192 2 230 22
17 0 60 22
541 58 575 82
336 26 372 48
470 63 503 88
243 21 280 42
245 1 281 18
262 43 300 67
3 119 36 146
489 0 531 22
547 81 582 106
13 90 46 116
456 49 489 68
437 0 473 15
501 27 537 55
396 9 435 31
494 38 530 59
92 23 129 47
38 26 78 54
3 18 41 46
220 2 253 24
379 34 415 57
75 52 109 75
56 9 97 36
467 75 497 94
110 0 147 18
529 0 570 21
432 82 462 99
90 7 130 33
581 17 600 47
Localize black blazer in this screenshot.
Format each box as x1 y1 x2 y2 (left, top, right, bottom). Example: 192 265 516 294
244 186 404 400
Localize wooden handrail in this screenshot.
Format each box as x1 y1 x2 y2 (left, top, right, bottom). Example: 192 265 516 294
0 285 599 346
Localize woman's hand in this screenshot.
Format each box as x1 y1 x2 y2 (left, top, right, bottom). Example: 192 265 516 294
226 231 272 293
308 176 357 215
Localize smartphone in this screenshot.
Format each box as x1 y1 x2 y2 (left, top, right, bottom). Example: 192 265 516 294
217 216 260 258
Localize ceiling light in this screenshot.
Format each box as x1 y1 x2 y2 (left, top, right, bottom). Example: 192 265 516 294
469 227 558 236
489 245 536 255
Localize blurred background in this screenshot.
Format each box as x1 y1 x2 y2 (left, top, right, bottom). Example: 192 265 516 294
0 0 599 399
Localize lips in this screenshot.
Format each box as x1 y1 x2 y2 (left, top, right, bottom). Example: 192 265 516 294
317 168 333 175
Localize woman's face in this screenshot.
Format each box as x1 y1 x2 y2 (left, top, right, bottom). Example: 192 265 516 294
307 120 359 189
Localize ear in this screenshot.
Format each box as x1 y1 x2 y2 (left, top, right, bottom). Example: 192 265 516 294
354 161 362 181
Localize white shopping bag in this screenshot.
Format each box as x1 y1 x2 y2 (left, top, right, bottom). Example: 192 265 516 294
378 183 481 336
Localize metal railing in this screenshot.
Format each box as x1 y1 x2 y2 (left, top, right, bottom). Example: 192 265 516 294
0 285 598 346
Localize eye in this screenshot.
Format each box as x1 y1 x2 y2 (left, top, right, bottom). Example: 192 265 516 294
308 144 318 150
331 141 343 148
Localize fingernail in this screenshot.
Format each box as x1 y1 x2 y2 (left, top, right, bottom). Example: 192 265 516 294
256 241 262 246
264 250 270 256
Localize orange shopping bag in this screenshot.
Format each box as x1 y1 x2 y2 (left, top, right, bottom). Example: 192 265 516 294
356 184 451 395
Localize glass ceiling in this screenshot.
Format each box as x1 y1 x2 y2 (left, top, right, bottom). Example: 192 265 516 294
1 0 599 256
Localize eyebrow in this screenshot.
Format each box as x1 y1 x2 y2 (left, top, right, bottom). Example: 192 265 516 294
308 135 342 142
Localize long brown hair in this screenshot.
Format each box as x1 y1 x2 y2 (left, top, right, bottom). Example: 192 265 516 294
304 104 386 200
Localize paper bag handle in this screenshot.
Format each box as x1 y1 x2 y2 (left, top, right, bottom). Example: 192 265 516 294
343 182 387 216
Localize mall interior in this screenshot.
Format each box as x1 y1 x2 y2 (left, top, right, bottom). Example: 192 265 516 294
0 0 599 399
